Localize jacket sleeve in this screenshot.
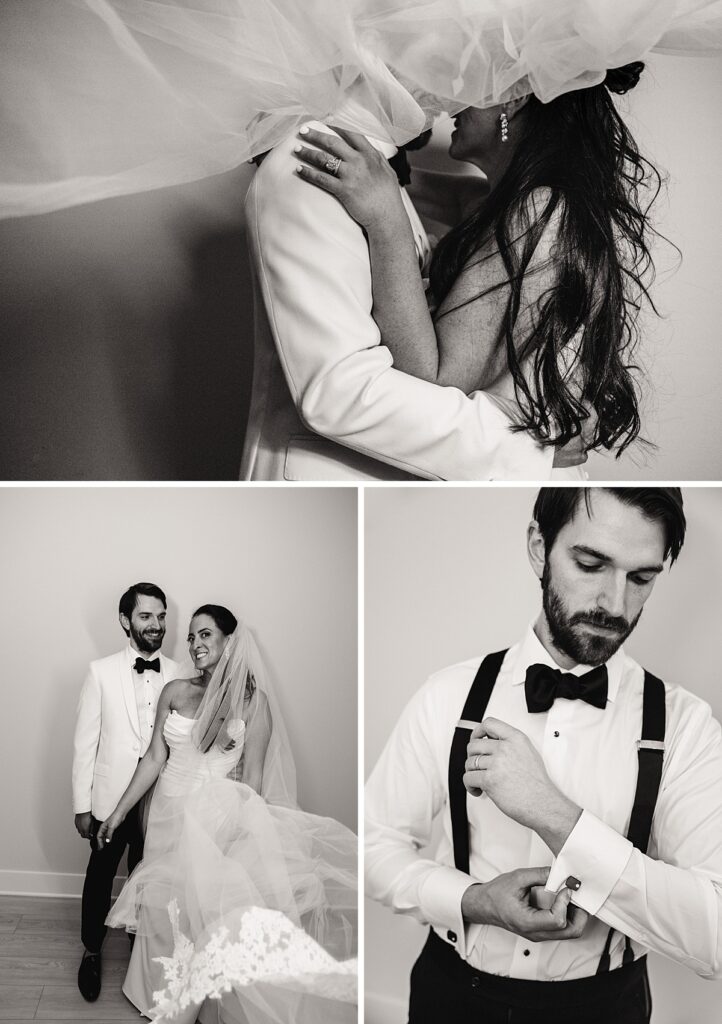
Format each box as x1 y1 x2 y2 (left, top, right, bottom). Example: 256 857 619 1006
245 131 555 481
72 665 102 814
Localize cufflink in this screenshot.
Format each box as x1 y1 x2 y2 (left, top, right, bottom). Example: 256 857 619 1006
447 930 457 943
566 875 581 891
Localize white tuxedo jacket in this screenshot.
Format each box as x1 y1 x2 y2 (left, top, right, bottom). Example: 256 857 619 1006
72 648 183 821
240 124 559 481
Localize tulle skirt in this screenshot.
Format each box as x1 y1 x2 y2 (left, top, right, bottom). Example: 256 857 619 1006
2 0 721 217
107 777 357 1023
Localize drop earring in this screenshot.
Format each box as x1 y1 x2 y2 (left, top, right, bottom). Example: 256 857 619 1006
500 111 509 143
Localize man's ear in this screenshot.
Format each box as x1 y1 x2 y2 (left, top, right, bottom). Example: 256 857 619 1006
119 613 130 635
527 520 546 583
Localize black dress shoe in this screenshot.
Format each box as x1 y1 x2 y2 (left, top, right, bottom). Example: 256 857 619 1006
78 952 101 1001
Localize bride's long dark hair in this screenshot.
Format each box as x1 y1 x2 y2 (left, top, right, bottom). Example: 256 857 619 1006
429 62 661 455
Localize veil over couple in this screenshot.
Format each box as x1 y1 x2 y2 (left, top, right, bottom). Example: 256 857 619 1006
72 586 356 1024
2 1 722 479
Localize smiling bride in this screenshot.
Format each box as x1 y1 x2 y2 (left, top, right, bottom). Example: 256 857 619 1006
100 605 357 1023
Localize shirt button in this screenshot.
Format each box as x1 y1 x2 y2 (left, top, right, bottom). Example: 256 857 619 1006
553 731 560 738
470 976 481 989
447 930 457 943
523 949 530 957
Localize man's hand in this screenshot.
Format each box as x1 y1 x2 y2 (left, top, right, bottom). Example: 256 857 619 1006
464 718 581 854
74 812 93 839
462 868 588 943
553 406 598 469
553 434 588 469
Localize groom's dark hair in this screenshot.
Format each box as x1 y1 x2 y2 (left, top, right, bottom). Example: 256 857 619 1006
119 582 167 634
533 488 686 565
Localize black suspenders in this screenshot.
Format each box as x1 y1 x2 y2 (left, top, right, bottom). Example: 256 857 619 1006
447 653 666 974
596 669 666 973
448 650 508 874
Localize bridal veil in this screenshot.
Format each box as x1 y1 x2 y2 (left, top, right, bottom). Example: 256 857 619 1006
1 0 721 217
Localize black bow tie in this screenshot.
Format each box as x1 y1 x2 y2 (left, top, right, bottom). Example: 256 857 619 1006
134 656 160 674
524 663 608 713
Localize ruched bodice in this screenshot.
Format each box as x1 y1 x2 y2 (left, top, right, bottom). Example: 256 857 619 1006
159 711 245 795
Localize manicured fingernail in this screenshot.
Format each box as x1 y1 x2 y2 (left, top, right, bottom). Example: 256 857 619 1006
299 126 310 135
293 145 302 153
296 165 304 174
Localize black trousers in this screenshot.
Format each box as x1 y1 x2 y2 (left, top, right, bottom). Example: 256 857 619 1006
80 802 143 953
408 930 652 1024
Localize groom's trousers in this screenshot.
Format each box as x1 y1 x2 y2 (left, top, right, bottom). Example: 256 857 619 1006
80 799 144 953
408 930 652 1024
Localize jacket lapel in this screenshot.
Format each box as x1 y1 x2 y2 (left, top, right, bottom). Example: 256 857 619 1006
119 651 141 738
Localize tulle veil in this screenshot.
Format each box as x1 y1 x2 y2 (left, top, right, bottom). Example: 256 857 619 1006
1 0 721 218
191 622 297 808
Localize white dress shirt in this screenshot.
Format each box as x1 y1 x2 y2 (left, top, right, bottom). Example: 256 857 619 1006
127 645 165 756
365 627 722 980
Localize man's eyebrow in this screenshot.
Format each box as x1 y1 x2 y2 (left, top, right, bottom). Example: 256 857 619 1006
571 544 664 575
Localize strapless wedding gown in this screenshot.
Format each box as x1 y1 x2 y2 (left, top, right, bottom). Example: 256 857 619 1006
107 712 357 1024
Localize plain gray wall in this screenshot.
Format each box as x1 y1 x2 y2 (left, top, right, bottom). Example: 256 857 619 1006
365 486 722 1024
0 486 357 895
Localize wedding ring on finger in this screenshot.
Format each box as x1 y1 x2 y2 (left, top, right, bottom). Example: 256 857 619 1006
325 155 342 177
473 754 482 771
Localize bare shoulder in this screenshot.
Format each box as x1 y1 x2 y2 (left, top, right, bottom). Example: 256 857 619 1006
512 187 564 241
160 678 193 704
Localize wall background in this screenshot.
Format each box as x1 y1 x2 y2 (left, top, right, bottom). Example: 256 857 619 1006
364 486 722 1024
0 486 357 896
1 53 720 480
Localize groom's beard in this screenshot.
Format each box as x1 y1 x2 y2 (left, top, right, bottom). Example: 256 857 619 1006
541 563 641 665
130 622 164 655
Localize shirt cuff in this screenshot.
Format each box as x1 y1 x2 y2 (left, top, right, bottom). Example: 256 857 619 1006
545 809 633 915
420 865 475 957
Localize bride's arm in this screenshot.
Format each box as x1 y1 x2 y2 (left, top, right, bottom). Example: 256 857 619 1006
241 689 272 794
97 682 175 844
295 128 551 395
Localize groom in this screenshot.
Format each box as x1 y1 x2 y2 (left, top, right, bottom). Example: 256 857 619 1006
366 488 722 1022
72 582 182 1002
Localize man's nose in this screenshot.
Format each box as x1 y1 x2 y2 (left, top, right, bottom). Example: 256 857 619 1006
597 574 626 618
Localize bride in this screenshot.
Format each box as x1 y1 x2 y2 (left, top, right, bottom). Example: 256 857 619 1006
98 604 357 1023
293 62 655 458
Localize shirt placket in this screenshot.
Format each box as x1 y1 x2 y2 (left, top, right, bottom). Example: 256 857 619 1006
508 699 577 980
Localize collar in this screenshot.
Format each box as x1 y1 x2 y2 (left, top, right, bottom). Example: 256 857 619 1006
313 98 398 158
510 624 624 704
127 643 162 668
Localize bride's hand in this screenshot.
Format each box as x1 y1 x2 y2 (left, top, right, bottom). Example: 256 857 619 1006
294 126 407 235
97 809 125 846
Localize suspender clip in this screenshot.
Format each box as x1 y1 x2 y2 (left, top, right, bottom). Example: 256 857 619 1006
636 739 665 751
456 719 480 731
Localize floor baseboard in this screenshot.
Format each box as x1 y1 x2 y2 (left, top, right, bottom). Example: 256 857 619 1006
0 869 127 898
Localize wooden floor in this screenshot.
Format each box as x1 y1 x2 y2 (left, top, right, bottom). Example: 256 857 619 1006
0 895 139 1022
